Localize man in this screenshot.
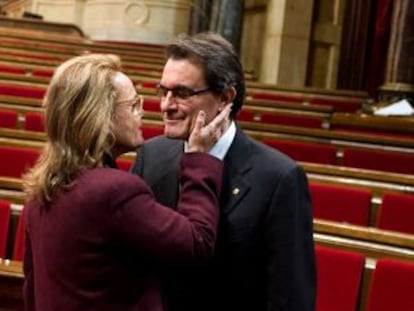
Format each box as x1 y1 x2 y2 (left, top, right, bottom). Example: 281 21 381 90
132 32 316 311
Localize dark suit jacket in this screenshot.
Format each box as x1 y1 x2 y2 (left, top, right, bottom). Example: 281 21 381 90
23 154 222 311
132 125 316 311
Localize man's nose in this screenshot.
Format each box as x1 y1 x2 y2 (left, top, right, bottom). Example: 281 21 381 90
161 92 178 109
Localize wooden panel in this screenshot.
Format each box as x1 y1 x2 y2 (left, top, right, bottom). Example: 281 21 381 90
241 2 266 76
307 0 345 88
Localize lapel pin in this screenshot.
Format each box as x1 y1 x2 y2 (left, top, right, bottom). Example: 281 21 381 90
232 188 240 195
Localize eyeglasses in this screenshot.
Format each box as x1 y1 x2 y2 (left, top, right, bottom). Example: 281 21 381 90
156 84 211 100
117 95 144 116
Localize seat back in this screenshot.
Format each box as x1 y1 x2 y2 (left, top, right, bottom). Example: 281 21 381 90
142 125 164 139
0 63 25 75
0 109 18 129
366 258 414 311
309 183 371 226
0 83 46 99
249 91 302 103
263 139 337 164
260 111 324 128
0 146 41 178
0 200 11 258
237 109 255 121
376 192 414 234
316 245 365 311
24 112 45 132
342 148 414 175
32 68 54 77
142 98 161 112
140 80 158 89
116 158 133 172
309 97 361 112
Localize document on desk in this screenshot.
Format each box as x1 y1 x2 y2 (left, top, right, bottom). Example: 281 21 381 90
374 99 414 116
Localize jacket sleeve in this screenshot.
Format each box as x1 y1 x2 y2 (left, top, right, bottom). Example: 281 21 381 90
23 230 35 311
113 152 223 260
266 165 316 311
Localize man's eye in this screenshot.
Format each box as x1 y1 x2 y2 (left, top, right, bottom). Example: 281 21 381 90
174 88 191 98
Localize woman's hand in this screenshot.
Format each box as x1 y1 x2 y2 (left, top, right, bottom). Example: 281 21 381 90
187 104 232 153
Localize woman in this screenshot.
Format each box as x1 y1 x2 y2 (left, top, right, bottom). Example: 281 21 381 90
22 54 230 311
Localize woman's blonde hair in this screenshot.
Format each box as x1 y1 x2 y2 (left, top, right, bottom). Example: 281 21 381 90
23 54 121 203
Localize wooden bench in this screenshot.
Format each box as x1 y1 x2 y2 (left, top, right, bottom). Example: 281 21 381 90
1 83 412 153
0 259 23 311
2 132 414 227
0 228 412 311
0 48 164 72
0 25 165 55
0 16 84 37
330 112 414 138
0 32 371 110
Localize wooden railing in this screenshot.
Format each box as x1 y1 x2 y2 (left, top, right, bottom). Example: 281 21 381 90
0 16 85 37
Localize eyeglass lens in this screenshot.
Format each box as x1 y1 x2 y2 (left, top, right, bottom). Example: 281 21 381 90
156 84 210 99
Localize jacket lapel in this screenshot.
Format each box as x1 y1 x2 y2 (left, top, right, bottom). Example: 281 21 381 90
221 126 252 215
151 129 252 214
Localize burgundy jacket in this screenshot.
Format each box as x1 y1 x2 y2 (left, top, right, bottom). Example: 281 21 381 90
23 153 222 311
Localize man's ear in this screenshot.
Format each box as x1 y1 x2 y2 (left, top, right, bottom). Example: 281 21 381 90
219 86 236 111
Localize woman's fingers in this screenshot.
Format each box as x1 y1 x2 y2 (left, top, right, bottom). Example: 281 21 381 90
187 103 232 153
201 103 232 139
209 104 232 133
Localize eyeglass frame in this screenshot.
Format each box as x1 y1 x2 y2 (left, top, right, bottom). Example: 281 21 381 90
116 94 144 116
156 83 211 100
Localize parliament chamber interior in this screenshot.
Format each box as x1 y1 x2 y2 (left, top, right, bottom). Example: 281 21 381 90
0 0 413 310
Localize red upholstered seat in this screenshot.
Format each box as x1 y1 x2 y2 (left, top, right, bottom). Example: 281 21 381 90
32 68 54 78
0 50 59 61
0 109 18 129
249 91 302 103
309 97 361 112
237 109 255 121
0 200 11 258
141 81 159 89
366 258 414 311
315 245 365 311
376 192 414 234
13 207 26 261
331 127 414 141
309 183 371 226
249 92 362 112
0 146 41 178
24 112 45 132
263 139 337 164
0 83 46 99
143 98 161 112
124 63 162 71
142 125 164 140
0 63 26 75
116 158 133 172
342 147 414 175
260 111 323 128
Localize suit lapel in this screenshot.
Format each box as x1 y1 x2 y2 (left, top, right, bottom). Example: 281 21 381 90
221 126 252 215
149 130 252 214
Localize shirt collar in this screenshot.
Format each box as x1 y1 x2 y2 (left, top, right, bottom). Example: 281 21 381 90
184 120 236 160
209 120 236 160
